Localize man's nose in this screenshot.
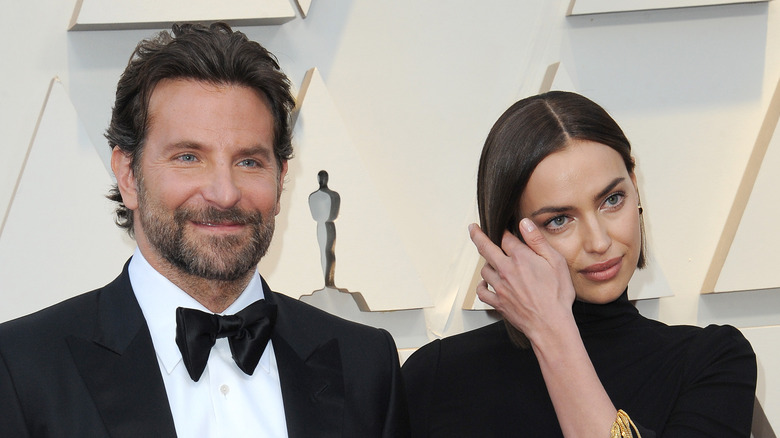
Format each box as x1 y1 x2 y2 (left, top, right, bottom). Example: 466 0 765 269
201 164 241 209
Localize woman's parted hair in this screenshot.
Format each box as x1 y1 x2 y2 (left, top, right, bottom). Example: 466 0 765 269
105 22 295 236
476 91 646 347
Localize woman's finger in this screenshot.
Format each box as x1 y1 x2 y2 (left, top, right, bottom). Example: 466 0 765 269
468 223 507 264
514 218 565 269
475 279 500 309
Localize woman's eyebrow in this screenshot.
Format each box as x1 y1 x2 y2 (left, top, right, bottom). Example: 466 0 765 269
529 177 626 218
530 205 572 218
594 177 625 202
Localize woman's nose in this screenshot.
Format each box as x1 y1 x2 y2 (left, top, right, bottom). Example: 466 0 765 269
580 216 611 255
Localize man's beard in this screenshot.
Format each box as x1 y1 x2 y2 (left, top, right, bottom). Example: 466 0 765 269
137 183 274 282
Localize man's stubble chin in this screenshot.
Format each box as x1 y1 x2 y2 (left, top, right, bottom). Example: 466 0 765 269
137 188 275 282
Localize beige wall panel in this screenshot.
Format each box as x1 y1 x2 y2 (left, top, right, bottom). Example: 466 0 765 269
711 78 780 293
257 68 432 311
69 0 295 30
568 0 770 16
294 0 313 18
0 79 134 323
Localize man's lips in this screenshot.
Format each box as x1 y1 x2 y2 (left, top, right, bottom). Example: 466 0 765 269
191 220 246 232
579 257 622 282
195 221 241 227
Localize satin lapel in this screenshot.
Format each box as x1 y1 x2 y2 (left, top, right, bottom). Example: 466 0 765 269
67 263 177 438
264 288 346 438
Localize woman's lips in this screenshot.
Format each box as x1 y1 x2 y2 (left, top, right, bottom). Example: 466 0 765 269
579 257 623 282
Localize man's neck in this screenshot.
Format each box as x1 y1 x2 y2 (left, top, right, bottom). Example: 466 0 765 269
168 269 253 313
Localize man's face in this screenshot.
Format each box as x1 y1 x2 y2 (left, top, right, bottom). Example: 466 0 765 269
113 78 286 281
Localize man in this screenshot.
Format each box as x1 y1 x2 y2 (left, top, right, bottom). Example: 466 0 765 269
0 23 409 437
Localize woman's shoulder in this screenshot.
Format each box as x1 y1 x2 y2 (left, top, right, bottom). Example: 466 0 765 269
640 321 756 375
403 321 514 372
696 323 753 346
402 322 544 435
686 324 756 370
643 319 752 348
414 321 509 355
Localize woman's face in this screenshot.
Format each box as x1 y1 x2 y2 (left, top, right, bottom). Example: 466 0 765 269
519 140 641 304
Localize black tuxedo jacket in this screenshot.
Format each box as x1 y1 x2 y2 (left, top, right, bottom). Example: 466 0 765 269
0 262 409 437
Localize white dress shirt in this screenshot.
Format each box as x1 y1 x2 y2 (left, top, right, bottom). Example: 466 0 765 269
129 248 289 437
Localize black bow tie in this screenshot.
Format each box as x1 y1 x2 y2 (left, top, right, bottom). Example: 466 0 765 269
175 299 277 382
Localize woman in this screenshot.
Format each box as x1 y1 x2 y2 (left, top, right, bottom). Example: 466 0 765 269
402 91 756 437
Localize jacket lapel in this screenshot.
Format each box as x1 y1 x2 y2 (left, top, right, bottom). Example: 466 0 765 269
67 263 177 438
264 285 346 438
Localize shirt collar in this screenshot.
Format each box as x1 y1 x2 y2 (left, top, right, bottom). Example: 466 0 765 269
128 247 270 376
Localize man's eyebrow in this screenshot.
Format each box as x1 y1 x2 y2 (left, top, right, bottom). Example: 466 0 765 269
162 141 204 153
161 143 273 158
239 145 273 158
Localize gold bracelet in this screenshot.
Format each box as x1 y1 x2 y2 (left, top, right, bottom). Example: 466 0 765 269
610 409 641 438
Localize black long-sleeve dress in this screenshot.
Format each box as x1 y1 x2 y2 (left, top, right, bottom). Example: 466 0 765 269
402 291 756 437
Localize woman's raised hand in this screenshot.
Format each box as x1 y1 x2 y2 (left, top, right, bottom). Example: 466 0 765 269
469 219 576 343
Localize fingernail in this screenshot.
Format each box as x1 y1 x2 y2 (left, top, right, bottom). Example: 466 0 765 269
521 218 535 233
468 223 475 232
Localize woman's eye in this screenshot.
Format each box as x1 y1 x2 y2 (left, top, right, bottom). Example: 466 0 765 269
604 193 624 208
545 215 570 230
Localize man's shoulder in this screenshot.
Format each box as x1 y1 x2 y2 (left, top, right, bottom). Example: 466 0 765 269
0 289 109 374
0 268 130 347
0 289 102 344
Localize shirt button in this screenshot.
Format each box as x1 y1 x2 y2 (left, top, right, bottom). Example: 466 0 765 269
220 384 230 396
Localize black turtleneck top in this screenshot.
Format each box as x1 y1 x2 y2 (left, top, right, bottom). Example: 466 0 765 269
402 291 756 437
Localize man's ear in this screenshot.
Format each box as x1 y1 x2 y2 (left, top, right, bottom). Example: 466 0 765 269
275 160 288 216
111 147 139 211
